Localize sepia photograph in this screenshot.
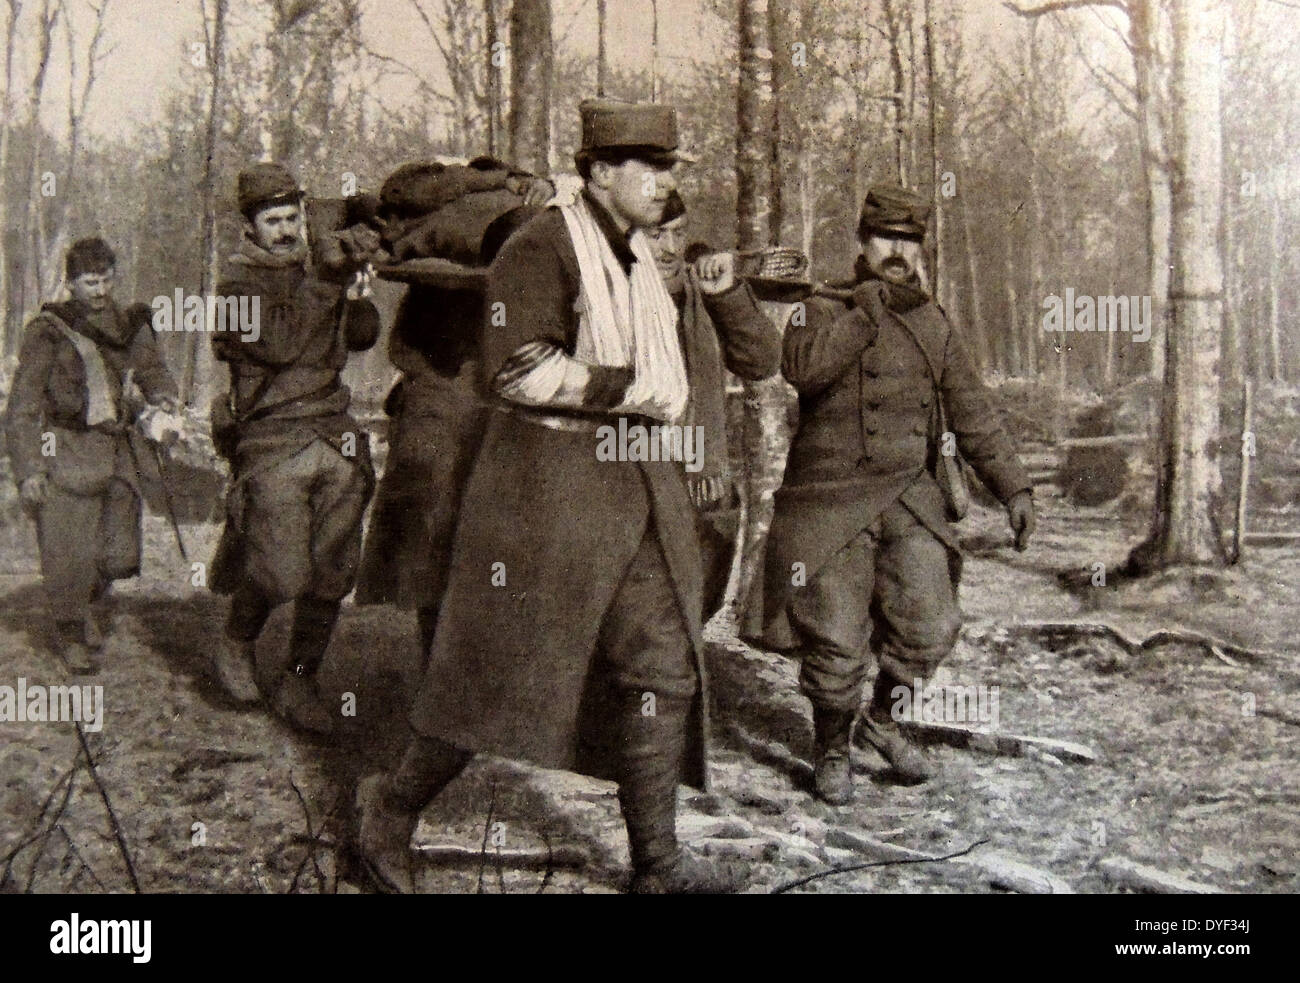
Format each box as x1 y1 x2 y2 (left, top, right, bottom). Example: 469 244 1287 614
0 0 1292 937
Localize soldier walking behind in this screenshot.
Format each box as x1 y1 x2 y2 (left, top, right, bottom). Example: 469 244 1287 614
5 237 181 674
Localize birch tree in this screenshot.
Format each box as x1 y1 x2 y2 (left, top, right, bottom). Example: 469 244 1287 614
1130 0 1226 570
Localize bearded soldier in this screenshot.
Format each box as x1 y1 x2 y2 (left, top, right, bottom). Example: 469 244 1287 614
357 100 751 894
4 237 180 674
208 162 380 735
760 185 1035 804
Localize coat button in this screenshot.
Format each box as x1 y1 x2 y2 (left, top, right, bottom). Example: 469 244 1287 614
912 423 926 436
866 426 879 436
920 393 931 406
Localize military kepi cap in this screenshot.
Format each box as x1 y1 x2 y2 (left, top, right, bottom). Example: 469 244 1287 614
238 162 304 218
858 184 930 241
578 99 696 165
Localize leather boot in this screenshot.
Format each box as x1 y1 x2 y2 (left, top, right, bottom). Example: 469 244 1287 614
272 667 336 736
355 774 419 894
212 635 259 704
616 692 748 894
857 672 936 784
288 596 340 677
357 736 473 894
55 619 98 676
812 705 855 805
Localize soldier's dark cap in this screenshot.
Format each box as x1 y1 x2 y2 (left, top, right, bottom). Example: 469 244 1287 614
857 184 930 241
238 162 304 219
576 99 697 166
65 237 116 279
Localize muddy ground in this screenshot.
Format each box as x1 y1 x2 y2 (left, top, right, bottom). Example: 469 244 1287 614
1 485 1297 894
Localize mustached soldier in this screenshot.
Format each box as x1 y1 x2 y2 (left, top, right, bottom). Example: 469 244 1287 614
357 100 749 894
208 162 380 735
4 237 179 673
760 185 1036 803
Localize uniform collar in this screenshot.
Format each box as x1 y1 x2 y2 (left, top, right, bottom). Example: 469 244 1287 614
45 299 133 348
581 189 638 274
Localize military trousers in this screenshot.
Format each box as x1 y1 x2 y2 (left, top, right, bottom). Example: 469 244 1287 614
36 477 141 629
226 437 370 645
790 499 962 712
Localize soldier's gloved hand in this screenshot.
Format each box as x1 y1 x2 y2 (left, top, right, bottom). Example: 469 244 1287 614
522 178 556 207
19 474 48 514
507 175 555 206
695 252 736 294
346 266 374 301
851 280 890 326
140 404 185 446
1007 490 1035 551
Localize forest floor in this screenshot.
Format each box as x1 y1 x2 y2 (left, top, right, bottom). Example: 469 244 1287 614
1 488 1297 894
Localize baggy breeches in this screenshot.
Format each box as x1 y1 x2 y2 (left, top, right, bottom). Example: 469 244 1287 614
226 438 370 639
36 478 141 624
789 500 961 712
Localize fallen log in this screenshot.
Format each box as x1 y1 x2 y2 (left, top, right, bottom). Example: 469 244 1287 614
824 828 1073 894
1098 857 1224 894
890 719 1099 764
1004 620 1275 665
1241 531 1300 546
414 841 589 870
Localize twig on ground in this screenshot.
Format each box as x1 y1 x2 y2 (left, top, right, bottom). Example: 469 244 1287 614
286 775 341 894
23 762 80 893
1 763 79 891
1004 620 1275 664
772 838 989 894
476 780 498 895
74 721 141 893
56 825 109 892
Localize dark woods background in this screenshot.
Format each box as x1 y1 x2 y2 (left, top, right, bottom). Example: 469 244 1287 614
3 0 1297 389
1 0 1298 566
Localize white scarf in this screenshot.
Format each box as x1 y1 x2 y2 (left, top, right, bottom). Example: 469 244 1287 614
46 313 118 426
559 197 689 423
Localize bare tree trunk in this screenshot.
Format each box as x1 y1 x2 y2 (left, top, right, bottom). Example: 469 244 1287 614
923 0 942 303
595 0 606 96
767 0 785 246
958 173 991 372
730 0 787 629
508 0 552 175
10 0 58 341
883 0 908 186
1130 0 1172 385
37 0 110 300
0 0 21 353
1267 193 1283 382
186 0 228 409
1025 20 1045 390
1132 0 1227 571
849 25 865 218
1004 231 1021 377
486 0 501 153
735 0 772 249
